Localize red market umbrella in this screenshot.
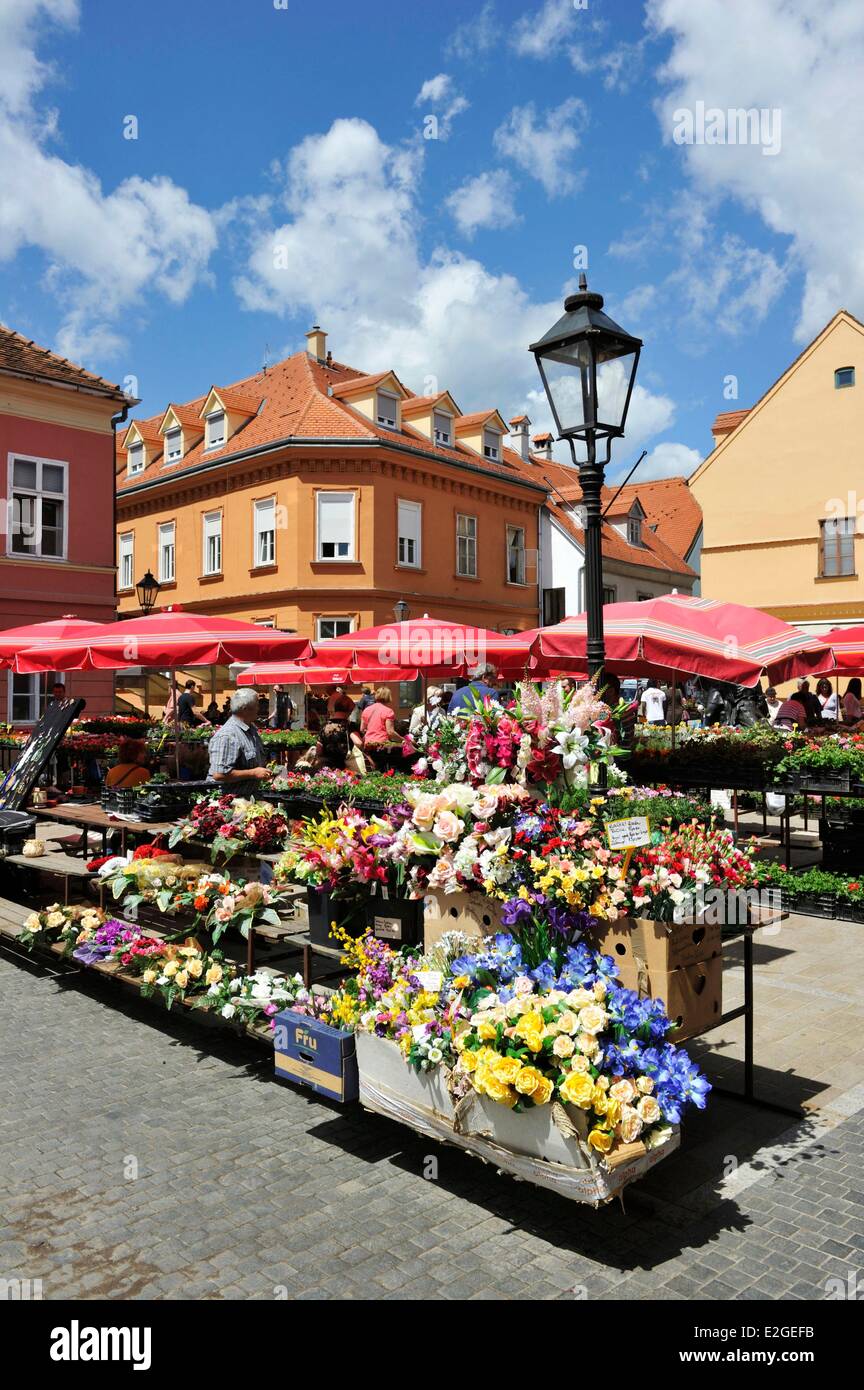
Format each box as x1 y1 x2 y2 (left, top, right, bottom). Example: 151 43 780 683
532 594 835 687
16 608 311 673
308 616 535 676
237 662 421 686
0 615 109 670
820 626 864 675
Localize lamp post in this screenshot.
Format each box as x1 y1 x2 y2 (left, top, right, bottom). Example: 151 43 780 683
135 570 161 616
529 273 641 683
393 598 409 624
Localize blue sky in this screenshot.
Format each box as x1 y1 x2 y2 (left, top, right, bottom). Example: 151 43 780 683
1 0 859 480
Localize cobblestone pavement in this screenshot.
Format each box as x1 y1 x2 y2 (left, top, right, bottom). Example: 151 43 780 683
1 952 863 1302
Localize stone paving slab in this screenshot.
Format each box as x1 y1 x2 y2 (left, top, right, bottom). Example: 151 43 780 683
1 941 863 1301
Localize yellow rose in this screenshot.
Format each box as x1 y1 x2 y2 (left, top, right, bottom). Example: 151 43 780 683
552 1034 575 1058
617 1107 643 1143
567 988 594 1009
593 980 607 1001
532 1075 554 1106
24 913 40 930
174 970 189 989
636 1076 654 1095
559 1072 595 1108
577 1032 599 1057
588 1127 614 1153
592 1087 609 1116
186 957 203 979
477 1021 497 1041
485 1077 517 1107
578 1005 607 1035
514 1065 541 1097
556 1010 579 1035
459 1048 479 1073
568 1053 591 1074
205 963 223 985
493 1056 522 1085
46 912 66 929
603 1097 622 1128
142 969 157 984
637 1095 662 1125
610 1079 637 1106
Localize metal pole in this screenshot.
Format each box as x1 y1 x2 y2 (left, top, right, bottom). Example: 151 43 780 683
574 433 607 789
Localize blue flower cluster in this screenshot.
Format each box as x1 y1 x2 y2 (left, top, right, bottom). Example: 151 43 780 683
449 932 712 1125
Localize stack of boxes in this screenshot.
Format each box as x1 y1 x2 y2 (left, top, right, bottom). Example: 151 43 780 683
587 916 722 1042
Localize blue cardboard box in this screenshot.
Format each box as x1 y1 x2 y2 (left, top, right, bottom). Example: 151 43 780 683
273 1008 358 1103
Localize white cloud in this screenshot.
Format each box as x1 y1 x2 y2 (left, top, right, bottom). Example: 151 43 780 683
649 0 864 342
637 441 702 481
446 169 519 238
512 0 645 91
511 0 573 58
413 72 468 140
493 98 586 197
447 2 497 61
0 0 217 365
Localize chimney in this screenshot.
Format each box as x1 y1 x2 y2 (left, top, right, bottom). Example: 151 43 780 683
305 325 327 362
532 432 553 459
509 414 531 462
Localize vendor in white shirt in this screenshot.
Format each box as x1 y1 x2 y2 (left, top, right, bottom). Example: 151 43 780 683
639 679 667 725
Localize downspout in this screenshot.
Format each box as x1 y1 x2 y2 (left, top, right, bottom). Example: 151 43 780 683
110 401 131 716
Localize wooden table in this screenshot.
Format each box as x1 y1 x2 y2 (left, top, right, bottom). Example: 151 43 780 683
39 804 176 856
3 849 101 906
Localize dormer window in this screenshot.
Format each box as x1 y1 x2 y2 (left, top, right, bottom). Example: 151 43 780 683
376 392 399 429
433 410 451 446
483 428 500 461
627 516 642 547
205 411 225 449
128 443 144 475
164 428 182 464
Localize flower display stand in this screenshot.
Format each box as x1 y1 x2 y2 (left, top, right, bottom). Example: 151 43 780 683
355 1032 680 1206
422 891 505 950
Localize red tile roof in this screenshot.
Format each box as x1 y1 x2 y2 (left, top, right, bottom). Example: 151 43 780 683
455 409 500 430
117 350 546 495
710 408 750 437
0 324 129 401
214 385 264 416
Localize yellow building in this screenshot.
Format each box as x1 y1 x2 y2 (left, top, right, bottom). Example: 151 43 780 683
690 310 864 634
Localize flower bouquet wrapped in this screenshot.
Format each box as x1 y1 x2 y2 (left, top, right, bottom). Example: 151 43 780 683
20 903 107 954
169 793 289 862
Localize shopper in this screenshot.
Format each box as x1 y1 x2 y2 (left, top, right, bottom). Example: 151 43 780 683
815 677 839 721
207 689 271 795
352 685 396 766
764 687 782 723
177 679 211 727
773 691 808 731
105 739 152 789
842 678 864 726
639 678 667 726
448 666 500 714
326 684 354 724
796 679 823 724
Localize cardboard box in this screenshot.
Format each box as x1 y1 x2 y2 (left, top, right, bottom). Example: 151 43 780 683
273 1008 358 1102
423 891 504 950
586 914 721 974
613 955 722 1041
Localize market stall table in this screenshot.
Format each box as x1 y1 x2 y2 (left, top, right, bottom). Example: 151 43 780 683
43 803 176 856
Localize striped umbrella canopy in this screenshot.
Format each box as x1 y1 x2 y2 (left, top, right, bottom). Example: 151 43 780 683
0 615 109 670
237 662 421 687
819 625 864 675
307 615 535 676
15 607 311 673
532 594 835 687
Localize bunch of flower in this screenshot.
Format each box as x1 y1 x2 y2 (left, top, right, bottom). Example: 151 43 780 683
627 824 757 921
502 801 629 922
20 903 106 954
196 963 316 1024
774 730 864 782
408 679 622 791
184 873 285 945
270 767 358 794
138 938 217 1010
71 917 150 965
449 932 709 1150
275 806 410 892
394 781 532 898
324 927 467 1070
100 854 210 913
169 794 289 861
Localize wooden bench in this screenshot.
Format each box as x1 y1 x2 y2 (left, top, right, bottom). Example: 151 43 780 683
3 849 101 906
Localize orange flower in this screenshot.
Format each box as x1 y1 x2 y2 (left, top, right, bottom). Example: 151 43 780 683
194 896 208 911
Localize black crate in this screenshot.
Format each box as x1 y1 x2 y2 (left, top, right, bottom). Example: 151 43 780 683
364 895 425 946
306 887 366 948
787 892 837 919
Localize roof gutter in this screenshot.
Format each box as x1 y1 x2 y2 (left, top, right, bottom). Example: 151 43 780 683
0 364 135 405
117 433 548 499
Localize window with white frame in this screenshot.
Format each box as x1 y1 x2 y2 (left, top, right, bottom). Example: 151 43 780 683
316 491 355 560
316 617 353 641
205 411 226 449
8 455 66 559
202 510 222 575
254 498 276 567
7 671 54 724
164 428 182 464
118 532 134 590
158 521 175 583
483 428 500 461
376 392 399 429
506 524 526 584
456 513 477 577
127 442 145 475
433 410 452 446
820 516 856 576
627 516 642 547
397 500 422 568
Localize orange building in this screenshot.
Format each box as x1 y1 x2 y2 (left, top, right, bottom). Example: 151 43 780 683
115 328 544 707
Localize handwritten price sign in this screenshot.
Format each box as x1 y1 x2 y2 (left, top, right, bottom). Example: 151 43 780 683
605 817 651 877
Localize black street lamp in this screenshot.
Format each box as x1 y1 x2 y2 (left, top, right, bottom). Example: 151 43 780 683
530 272 641 681
393 598 409 624
135 570 161 615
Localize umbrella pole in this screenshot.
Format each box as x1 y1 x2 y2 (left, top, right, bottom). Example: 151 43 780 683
172 667 181 780
671 677 677 751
